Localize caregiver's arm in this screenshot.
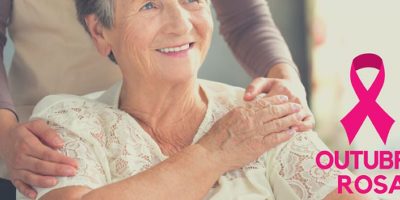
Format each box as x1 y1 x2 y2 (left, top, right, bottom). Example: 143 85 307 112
212 0 296 78
0 1 78 198
0 0 18 173
213 0 314 131
0 0 15 117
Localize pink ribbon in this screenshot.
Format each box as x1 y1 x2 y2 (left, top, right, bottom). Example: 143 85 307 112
341 53 394 144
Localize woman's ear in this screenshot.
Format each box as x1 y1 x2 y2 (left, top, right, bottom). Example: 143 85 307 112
85 15 113 57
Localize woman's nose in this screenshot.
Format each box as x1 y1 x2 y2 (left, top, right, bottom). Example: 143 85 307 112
162 6 193 35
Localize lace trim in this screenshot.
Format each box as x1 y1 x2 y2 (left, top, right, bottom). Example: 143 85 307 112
276 132 341 200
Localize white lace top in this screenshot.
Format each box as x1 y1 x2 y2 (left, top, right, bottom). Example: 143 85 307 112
18 80 346 200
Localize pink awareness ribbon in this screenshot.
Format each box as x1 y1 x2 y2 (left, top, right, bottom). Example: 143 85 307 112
341 53 394 144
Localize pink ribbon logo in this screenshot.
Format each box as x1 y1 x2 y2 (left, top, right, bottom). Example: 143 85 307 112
341 53 394 144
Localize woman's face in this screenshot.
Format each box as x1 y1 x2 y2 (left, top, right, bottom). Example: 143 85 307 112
104 0 213 83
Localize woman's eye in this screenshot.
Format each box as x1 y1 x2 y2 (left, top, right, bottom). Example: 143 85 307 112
185 0 205 9
140 2 156 11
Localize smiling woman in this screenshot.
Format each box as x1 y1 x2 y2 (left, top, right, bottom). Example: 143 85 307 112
112 0 212 83
13 0 367 200
0 0 322 199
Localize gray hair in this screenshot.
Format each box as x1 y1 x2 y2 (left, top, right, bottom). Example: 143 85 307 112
75 0 117 63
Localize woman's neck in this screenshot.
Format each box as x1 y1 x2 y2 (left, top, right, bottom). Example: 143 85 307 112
119 78 208 155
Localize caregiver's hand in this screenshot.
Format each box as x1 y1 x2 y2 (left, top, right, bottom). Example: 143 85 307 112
0 113 78 199
198 95 305 171
244 77 314 132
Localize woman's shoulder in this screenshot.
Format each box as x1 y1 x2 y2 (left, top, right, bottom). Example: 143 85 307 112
199 79 245 94
32 94 111 118
199 79 246 108
30 94 122 140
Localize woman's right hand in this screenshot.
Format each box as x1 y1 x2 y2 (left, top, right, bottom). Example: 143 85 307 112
0 112 78 199
198 95 306 172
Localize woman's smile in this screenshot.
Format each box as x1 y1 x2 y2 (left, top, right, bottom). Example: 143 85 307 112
156 42 195 58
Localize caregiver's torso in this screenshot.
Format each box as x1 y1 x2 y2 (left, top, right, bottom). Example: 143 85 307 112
8 0 121 121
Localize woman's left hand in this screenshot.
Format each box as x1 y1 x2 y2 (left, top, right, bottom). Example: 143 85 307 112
244 77 314 132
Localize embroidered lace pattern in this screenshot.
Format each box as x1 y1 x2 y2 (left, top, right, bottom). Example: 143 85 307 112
275 132 341 200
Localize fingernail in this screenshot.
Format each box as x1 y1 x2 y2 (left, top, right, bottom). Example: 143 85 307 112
73 161 79 168
279 95 288 101
28 192 36 199
65 167 76 176
246 87 254 95
277 132 289 140
288 128 296 136
53 137 64 146
291 104 301 111
296 113 303 120
45 178 57 186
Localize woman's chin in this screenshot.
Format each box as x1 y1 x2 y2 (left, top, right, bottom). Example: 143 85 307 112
160 69 198 84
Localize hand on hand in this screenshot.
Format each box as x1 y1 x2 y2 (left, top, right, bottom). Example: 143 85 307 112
244 77 314 132
1 119 78 199
198 95 304 172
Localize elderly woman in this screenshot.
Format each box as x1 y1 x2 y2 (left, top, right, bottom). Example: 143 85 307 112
1 0 314 198
17 0 364 199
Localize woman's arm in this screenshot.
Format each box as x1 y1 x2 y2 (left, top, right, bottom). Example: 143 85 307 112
41 144 223 200
325 187 372 200
212 0 297 78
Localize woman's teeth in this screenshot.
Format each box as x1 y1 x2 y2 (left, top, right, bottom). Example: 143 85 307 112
158 43 190 53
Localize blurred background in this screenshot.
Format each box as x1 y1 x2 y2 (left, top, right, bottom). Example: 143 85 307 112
4 0 400 198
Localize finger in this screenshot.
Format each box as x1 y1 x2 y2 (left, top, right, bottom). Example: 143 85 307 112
295 115 315 132
291 96 311 112
244 78 275 101
28 142 78 168
249 95 289 110
256 102 302 123
262 112 305 135
262 129 296 150
261 95 290 105
264 81 290 97
17 170 58 188
26 119 64 148
13 179 37 199
16 124 78 168
23 156 77 177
